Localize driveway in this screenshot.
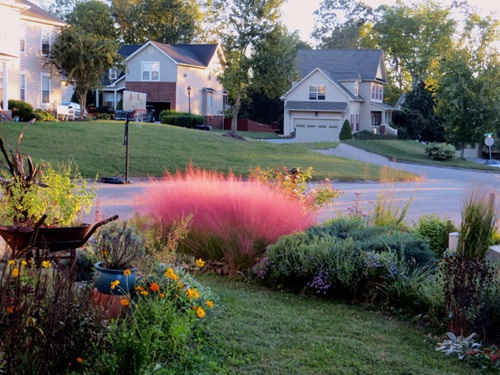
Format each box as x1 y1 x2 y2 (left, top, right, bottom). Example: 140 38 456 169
82 143 499 226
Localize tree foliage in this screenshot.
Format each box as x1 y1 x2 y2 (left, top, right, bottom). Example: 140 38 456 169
111 0 202 44
219 0 286 134
312 0 373 49
65 0 118 40
47 26 122 119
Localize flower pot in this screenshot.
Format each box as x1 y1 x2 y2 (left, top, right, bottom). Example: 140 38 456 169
91 288 129 319
94 262 136 295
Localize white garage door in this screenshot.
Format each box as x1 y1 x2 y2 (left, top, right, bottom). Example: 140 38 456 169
294 118 341 142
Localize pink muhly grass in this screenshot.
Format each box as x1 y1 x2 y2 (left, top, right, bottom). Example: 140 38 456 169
137 166 317 273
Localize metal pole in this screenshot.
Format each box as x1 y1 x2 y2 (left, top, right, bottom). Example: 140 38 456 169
124 114 130 183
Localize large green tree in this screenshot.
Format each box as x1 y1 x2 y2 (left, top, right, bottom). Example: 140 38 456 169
65 0 118 41
219 0 286 134
312 0 373 49
47 26 122 119
368 0 455 92
111 0 202 44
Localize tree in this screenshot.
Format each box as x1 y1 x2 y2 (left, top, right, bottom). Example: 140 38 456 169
111 0 202 44
42 0 78 20
47 27 122 119
65 0 118 41
339 119 352 140
368 1 455 92
312 0 373 49
219 0 286 135
394 82 444 142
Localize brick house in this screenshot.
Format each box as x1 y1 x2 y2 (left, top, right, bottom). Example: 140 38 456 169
99 41 226 127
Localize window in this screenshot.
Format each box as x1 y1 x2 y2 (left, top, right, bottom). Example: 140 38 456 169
207 92 213 107
20 24 26 53
20 73 26 102
309 85 326 100
41 74 50 104
354 81 359 96
371 83 383 101
108 68 117 81
41 28 50 55
142 62 160 81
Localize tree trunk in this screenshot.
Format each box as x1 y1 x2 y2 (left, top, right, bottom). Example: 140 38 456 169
230 90 242 135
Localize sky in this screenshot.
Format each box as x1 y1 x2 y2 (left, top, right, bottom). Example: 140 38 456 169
281 0 500 44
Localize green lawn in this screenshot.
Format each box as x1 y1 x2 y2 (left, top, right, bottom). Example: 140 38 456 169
0 121 416 181
344 139 494 171
196 275 491 375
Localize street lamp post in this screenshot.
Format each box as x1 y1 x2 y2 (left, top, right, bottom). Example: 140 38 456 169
187 86 191 114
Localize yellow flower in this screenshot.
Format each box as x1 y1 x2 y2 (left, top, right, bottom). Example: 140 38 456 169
76 357 84 363
196 258 205 268
206 300 214 309
8 260 15 266
120 298 130 307
165 267 179 281
196 307 206 318
140 290 149 296
135 286 144 291
110 280 120 290
123 269 132 276
186 288 199 299
11 268 19 277
41 260 51 268
21 260 27 267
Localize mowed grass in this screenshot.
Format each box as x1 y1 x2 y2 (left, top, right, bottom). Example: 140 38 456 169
0 121 417 181
344 139 494 171
198 275 492 375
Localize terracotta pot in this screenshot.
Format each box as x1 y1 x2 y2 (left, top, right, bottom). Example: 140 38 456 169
94 262 136 295
91 288 129 319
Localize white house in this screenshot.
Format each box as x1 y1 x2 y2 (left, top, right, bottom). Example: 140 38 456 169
282 49 397 142
0 0 66 118
100 41 226 127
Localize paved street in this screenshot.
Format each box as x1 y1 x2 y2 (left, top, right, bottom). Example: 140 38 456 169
83 144 500 226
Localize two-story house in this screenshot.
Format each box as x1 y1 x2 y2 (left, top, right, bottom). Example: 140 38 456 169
281 49 396 142
0 0 66 117
100 41 226 127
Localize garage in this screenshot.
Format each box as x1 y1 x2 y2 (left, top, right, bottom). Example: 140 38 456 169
294 118 341 142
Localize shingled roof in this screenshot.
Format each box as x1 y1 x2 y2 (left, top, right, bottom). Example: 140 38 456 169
17 0 65 26
297 49 385 82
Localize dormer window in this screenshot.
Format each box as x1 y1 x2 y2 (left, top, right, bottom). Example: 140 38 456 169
108 68 117 81
309 85 326 100
371 83 383 101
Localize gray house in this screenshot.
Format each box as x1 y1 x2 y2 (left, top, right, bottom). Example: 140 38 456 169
282 49 397 142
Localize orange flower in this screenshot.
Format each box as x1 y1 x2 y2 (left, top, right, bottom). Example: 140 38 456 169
159 293 165 298
149 282 160 292
6 306 14 314
120 298 130 307
76 357 84 363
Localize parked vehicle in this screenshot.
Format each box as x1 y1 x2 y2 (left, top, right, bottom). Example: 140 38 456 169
113 109 156 122
484 159 500 168
113 110 131 121
62 101 88 119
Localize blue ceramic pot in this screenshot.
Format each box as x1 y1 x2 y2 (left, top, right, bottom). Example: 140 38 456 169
94 262 136 295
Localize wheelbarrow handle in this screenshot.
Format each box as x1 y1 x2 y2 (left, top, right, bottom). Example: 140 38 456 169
82 214 119 243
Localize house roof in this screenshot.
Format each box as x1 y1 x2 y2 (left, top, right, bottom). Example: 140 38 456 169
286 101 347 112
16 0 66 26
371 102 398 111
297 49 385 82
123 42 222 68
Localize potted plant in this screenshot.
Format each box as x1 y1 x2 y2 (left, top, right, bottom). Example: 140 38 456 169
0 121 98 256
87 220 145 295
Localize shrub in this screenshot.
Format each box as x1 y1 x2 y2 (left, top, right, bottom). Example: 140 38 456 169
33 109 58 122
94 112 112 120
339 119 352 140
414 214 457 258
138 165 316 275
7 100 34 121
424 143 455 160
352 130 398 140
176 115 194 128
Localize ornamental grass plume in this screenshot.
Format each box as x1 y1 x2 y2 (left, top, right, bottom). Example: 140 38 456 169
137 165 317 275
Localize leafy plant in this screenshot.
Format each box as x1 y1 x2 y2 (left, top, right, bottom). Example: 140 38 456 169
414 214 457 258
7 100 34 121
436 332 482 359
87 220 145 269
424 142 456 160
339 119 353 140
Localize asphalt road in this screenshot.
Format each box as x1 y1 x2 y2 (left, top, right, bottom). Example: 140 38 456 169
82 144 500 226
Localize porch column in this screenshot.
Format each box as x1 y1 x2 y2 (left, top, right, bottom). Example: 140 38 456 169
114 90 117 110
1 61 8 110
